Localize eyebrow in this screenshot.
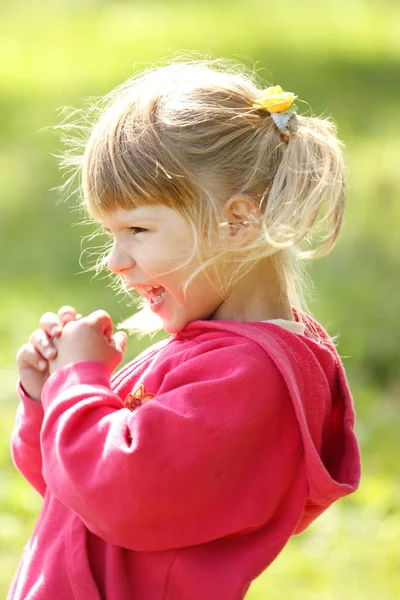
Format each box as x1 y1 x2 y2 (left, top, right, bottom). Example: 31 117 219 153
135 216 161 222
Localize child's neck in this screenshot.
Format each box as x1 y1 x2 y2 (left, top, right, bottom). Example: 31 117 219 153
210 261 294 323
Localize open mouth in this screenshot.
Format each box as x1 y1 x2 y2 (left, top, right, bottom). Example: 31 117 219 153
149 287 165 306
133 285 166 305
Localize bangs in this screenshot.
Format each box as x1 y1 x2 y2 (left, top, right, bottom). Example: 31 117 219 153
82 100 196 220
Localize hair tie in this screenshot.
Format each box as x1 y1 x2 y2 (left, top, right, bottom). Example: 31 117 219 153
253 85 298 131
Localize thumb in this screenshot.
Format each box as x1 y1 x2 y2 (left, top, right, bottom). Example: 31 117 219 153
112 331 127 355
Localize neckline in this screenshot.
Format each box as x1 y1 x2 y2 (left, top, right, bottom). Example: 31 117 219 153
261 318 306 335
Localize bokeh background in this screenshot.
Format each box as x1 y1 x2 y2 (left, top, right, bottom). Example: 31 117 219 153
1 0 399 597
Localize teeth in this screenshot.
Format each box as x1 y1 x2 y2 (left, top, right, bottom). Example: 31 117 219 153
132 285 164 301
133 285 159 293
150 290 165 304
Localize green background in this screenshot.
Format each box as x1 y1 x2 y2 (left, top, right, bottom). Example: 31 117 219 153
1 0 399 597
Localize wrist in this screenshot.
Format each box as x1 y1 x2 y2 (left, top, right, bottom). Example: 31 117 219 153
42 360 112 410
17 380 43 404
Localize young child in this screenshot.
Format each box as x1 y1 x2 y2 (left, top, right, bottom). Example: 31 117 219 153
11 59 361 600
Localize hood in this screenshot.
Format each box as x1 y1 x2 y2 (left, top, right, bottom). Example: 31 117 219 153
181 313 361 533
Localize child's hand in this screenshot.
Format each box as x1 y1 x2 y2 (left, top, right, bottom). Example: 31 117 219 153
16 306 82 402
49 310 127 376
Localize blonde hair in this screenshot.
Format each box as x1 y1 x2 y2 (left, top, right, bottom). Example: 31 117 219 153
60 57 347 343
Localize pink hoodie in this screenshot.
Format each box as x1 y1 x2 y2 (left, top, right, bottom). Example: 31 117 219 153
9 315 360 600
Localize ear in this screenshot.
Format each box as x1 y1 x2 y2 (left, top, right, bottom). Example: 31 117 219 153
221 194 261 241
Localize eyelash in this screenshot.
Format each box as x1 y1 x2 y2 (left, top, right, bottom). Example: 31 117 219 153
101 227 148 237
129 227 148 235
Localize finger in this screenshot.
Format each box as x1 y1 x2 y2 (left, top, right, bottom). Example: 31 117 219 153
112 331 127 355
40 312 62 338
86 310 113 341
17 343 48 371
57 305 79 326
29 329 58 360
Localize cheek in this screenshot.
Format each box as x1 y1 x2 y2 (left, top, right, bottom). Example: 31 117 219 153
154 253 197 283
161 229 197 261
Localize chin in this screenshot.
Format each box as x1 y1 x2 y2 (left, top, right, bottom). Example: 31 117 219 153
161 309 210 334
161 320 184 334
162 315 195 334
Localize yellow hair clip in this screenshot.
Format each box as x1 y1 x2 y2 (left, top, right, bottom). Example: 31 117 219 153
253 85 298 131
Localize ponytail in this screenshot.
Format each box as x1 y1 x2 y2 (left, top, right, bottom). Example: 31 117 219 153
261 115 346 259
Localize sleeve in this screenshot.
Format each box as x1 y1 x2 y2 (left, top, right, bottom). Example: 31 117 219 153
11 381 46 497
40 342 303 552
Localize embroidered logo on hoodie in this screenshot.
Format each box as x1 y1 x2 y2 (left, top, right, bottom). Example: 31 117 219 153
124 383 155 411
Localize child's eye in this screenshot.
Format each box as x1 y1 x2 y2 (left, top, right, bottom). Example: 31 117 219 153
129 227 148 235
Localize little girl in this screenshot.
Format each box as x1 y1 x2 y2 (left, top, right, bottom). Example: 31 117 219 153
11 59 361 600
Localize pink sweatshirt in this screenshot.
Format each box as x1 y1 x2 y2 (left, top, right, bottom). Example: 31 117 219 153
9 315 361 600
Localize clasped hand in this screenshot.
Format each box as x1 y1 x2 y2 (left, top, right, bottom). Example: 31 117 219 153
16 306 127 401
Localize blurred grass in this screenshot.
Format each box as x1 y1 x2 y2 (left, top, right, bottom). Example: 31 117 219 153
1 0 399 597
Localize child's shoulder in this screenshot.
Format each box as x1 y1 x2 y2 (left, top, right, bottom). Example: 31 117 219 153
125 324 289 413
113 323 281 397
113 317 339 403
164 324 276 374
122 316 331 377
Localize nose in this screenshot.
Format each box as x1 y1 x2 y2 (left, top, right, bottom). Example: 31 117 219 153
107 241 135 275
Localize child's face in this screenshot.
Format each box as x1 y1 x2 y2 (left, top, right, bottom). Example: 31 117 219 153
101 205 224 333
